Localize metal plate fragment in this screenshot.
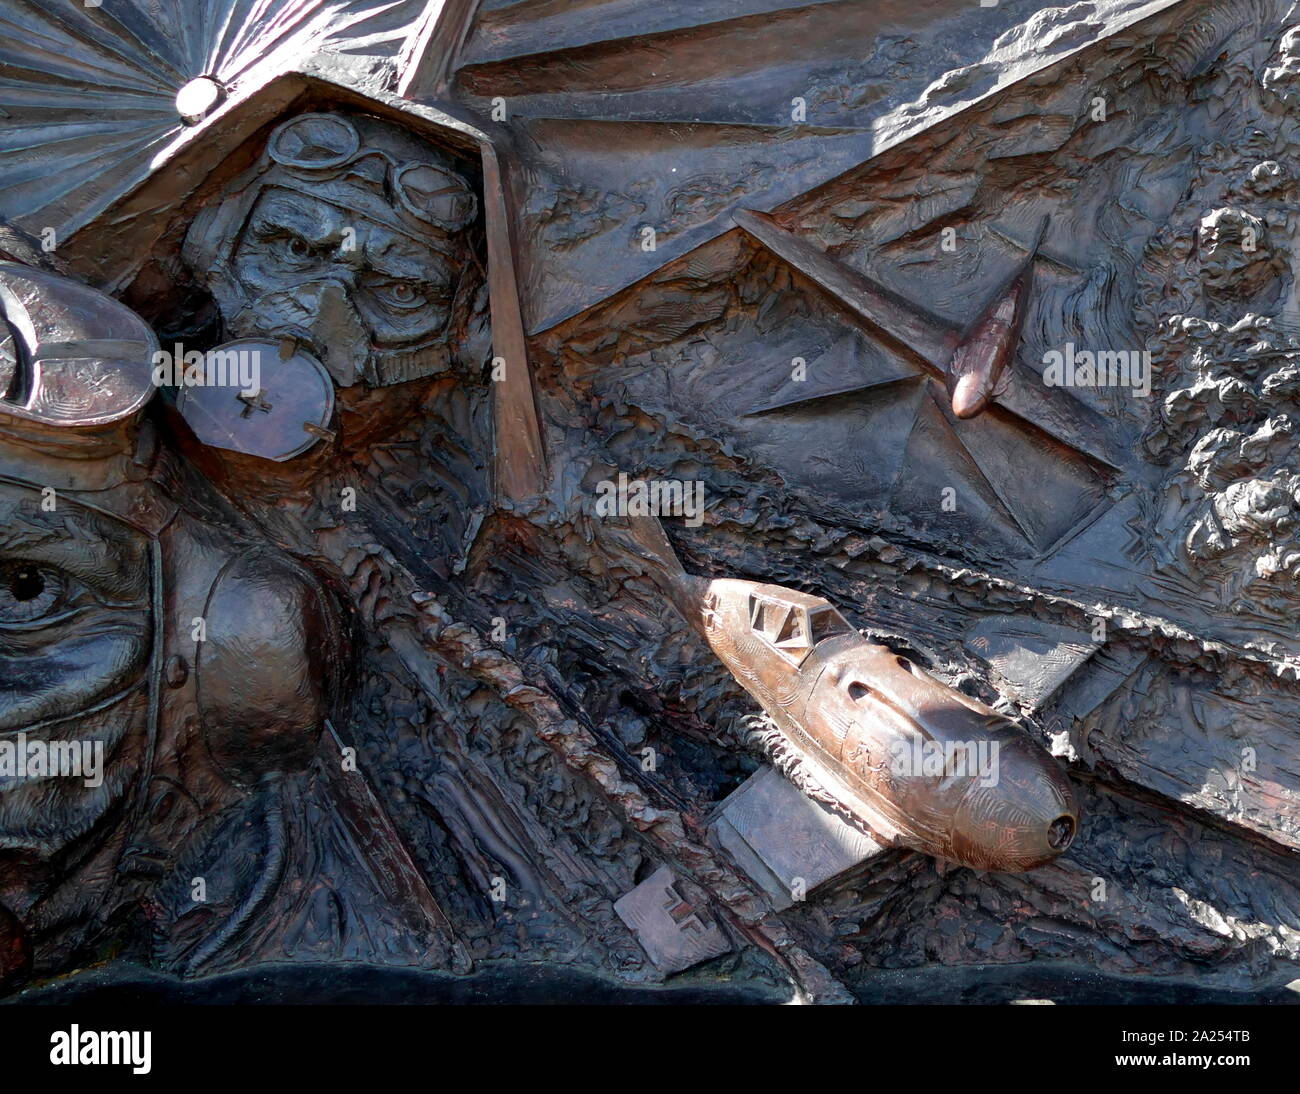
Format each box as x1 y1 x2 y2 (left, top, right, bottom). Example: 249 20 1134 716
711 767 884 911
613 865 730 975
174 339 335 462
965 617 1102 711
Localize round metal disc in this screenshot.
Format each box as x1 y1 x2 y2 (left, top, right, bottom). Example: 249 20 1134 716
174 339 335 462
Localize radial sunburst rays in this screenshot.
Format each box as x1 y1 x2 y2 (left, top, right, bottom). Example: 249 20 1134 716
0 0 422 239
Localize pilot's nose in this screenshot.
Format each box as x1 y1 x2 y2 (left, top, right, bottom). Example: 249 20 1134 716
302 281 367 386
331 240 365 272
239 278 368 387
948 736 1078 871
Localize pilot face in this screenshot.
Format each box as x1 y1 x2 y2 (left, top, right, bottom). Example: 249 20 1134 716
231 188 456 359
215 184 470 392
0 482 151 856
184 112 481 391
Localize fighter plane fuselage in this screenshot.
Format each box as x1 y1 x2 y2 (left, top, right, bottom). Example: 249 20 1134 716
695 578 1078 872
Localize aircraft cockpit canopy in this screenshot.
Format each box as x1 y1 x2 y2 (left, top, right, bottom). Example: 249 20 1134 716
748 589 853 665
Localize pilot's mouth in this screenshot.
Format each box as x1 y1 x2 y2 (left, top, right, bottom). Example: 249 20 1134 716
1047 814 1076 851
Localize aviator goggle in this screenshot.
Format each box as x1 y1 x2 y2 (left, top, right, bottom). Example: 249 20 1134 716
266 113 477 235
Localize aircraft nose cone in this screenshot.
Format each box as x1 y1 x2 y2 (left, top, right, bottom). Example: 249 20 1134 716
1047 812 1076 852
949 371 991 418
948 736 1078 871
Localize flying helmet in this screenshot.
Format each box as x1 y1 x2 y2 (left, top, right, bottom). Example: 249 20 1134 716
0 263 158 427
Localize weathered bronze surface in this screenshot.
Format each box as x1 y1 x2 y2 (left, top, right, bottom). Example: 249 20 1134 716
688 577 1078 872
0 0 1298 1005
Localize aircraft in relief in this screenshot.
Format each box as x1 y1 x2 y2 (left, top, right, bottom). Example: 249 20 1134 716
628 516 1078 873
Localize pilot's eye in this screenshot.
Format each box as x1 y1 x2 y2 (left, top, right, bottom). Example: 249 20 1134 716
366 278 430 311
262 230 315 264
0 562 65 624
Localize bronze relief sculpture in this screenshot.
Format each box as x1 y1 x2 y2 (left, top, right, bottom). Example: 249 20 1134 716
183 111 482 392
0 0 1296 1008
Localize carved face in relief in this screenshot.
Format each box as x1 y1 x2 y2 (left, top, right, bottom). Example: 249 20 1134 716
235 188 457 355
185 113 481 389
0 484 152 856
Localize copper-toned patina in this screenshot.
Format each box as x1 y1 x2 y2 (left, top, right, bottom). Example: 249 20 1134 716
670 573 1078 872
3 0 1299 1008
945 217 1047 419
0 261 458 987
